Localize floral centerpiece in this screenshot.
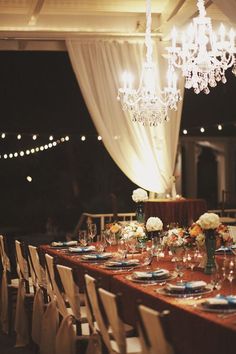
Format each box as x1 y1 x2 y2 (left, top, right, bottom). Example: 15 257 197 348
189 212 228 274
121 221 148 250
132 188 148 203
132 188 148 223
104 222 122 243
146 217 163 232
161 227 191 255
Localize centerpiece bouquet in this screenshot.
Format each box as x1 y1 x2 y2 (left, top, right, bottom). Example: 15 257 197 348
189 213 232 248
161 227 192 255
132 188 148 223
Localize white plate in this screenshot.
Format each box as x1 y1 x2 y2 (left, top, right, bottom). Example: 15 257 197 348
126 273 176 284
155 285 213 298
197 303 236 314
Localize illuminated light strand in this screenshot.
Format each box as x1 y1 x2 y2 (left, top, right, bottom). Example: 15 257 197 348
0 135 70 160
181 121 236 135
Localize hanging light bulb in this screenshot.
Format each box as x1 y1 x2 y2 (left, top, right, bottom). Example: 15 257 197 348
117 0 181 126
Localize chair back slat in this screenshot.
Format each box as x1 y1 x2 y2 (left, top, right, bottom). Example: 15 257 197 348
138 304 174 354
98 287 126 354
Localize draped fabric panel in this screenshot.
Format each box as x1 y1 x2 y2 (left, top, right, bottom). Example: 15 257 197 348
66 38 184 193
212 0 236 24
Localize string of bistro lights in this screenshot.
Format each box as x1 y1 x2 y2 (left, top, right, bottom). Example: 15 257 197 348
181 121 236 135
0 121 234 160
0 132 103 160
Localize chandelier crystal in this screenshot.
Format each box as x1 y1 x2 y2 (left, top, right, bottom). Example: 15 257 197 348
166 0 236 94
117 0 181 126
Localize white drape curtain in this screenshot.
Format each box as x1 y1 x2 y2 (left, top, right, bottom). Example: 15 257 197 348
212 0 236 24
66 38 184 193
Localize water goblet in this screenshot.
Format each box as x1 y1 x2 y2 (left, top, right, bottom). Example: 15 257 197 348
127 236 137 257
225 257 235 294
79 230 88 246
117 239 128 260
95 234 106 253
88 223 97 244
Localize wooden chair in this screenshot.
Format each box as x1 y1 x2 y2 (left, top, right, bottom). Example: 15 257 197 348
137 304 174 354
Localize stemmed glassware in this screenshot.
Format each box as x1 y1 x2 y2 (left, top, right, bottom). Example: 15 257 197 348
105 231 116 248
225 257 235 295
88 223 97 244
117 239 128 260
95 233 107 253
186 249 200 271
79 230 88 246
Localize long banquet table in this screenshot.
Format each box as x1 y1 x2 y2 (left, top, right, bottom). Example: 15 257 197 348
39 245 236 354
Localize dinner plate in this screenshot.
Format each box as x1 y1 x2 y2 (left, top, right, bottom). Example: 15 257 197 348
125 273 176 284
102 259 140 270
81 253 113 261
197 303 236 314
155 284 212 298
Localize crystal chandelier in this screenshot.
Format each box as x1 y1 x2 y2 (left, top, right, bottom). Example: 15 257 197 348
166 0 236 94
117 0 181 126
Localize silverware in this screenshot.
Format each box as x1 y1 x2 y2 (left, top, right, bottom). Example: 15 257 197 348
217 312 236 319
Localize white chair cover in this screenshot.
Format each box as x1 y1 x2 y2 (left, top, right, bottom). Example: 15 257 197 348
55 315 76 354
98 287 142 354
32 287 44 346
0 235 12 334
56 264 82 321
14 240 33 347
138 304 174 354
14 278 29 347
40 299 59 354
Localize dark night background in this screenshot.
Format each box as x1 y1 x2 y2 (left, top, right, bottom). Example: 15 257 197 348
0 51 235 234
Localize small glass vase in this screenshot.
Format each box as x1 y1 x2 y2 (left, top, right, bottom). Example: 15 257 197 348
204 229 217 275
136 202 145 223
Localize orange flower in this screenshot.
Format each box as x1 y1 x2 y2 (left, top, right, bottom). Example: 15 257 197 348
189 224 202 238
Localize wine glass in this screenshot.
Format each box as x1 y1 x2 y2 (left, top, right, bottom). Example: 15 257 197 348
79 230 88 246
225 257 235 294
186 249 199 271
174 253 186 278
141 245 153 270
117 239 128 260
105 232 116 248
88 223 97 244
95 234 106 253
127 236 137 257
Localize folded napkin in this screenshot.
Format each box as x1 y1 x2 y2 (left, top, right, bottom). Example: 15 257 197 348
51 241 78 247
215 246 232 253
167 281 207 292
82 253 112 260
204 295 236 308
68 246 95 253
105 259 139 267
133 269 169 279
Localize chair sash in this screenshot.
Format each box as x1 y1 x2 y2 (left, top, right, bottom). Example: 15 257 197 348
40 299 59 354
14 278 29 347
0 269 9 333
55 315 76 354
32 287 45 346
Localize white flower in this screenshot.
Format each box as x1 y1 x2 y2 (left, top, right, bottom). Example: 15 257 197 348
198 213 220 230
132 188 148 203
121 221 145 240
146 217 163 232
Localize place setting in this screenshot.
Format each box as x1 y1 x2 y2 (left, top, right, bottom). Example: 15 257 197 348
196 295 236 315
155 280 213 298
126 268 175 285
101 258 140 271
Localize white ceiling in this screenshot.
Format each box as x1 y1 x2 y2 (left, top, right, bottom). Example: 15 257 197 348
0 0 233 51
